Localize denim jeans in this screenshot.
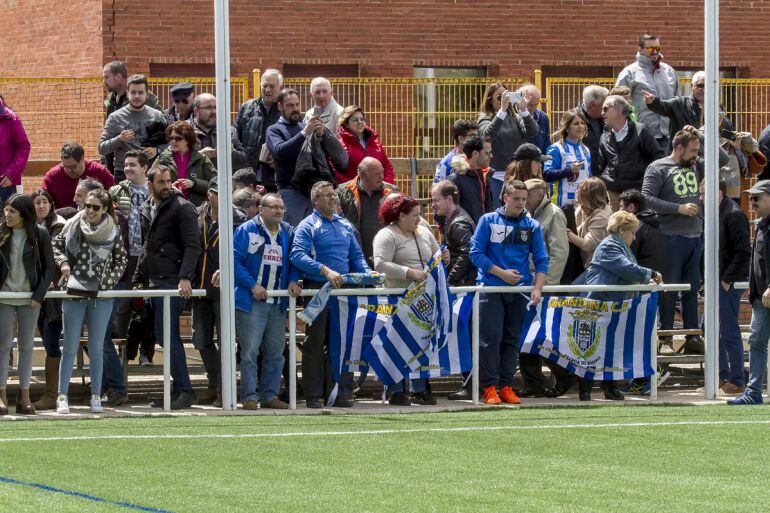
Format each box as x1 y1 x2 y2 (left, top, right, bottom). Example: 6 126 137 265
277 186 312 227
235 301 285 403
150 296 192 393
0 303 40 389
745 299 770 398
479 292 527 388
59 298 114 396
660 235 703 330
718 285 745 385
102 282 127 394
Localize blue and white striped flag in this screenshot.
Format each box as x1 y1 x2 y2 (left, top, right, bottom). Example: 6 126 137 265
363 250 454 385
520 293 658 381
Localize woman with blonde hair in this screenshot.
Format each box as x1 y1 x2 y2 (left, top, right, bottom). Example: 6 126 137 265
567 177 612 266
544 109 592 207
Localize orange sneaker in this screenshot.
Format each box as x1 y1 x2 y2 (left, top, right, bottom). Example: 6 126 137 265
483 386 501 405
499 386 521 404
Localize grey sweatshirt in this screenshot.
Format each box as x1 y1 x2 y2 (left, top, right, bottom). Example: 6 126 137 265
477 109 539 171
641 156 702 236
98 105 167 176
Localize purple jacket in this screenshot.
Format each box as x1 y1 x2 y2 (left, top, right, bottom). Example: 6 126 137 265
0 99 30 185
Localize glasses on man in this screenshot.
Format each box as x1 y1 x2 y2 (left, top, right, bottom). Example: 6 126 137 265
168 135 184 142
84 203 103 212
174 98 190 105
430 196 448 204
644 45 661 54
693 83 705 89
749 195 765 202
263 203 286 211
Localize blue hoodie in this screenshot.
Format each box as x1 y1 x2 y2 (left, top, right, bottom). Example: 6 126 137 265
470 207 549 286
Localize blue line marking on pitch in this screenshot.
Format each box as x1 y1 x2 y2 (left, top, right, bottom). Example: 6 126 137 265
0 475 174 512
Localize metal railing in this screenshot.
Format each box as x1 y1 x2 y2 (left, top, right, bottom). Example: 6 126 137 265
0 288 206 413
268 282 697 410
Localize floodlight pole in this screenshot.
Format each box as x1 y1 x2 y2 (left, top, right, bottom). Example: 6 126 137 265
214 0 237 410
703 0 720 400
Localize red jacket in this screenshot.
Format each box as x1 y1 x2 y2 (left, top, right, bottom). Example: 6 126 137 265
337 125 394 184
0 99 30 186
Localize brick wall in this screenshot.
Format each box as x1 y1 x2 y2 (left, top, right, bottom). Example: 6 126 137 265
102 0 770 78
0 0 103 77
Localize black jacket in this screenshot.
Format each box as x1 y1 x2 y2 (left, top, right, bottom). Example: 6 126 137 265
447 169 493 225
133 191 202 287
0 226 56 304
190 117 248 171
719 197 751 284
598 121 664 193
578 103 604 170
235 98 281 187
195 202 247 297
630 209 666 274
750 216 770 304
647 95 702 139
757 124 770 181
442 207 476 286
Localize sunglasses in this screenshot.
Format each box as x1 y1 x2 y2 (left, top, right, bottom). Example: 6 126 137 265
693 83 705 89
644 45 662 54
84 203 103 212
168 135 184 142
173 98 190 104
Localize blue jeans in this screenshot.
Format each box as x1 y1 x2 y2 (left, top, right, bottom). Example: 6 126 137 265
277 186 312 227
102 284 127 395
235 301 285 403
59 298 114 396
745 299 770 398
719 285 745 385
479 292 527 388
150 296 192 393
660 235 702 330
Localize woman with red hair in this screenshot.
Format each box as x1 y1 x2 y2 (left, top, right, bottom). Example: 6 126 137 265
372 193 439 406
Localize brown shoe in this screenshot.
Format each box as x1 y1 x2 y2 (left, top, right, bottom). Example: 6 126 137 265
720 382 746 395
242 399 260 410
198 388 218 405
261 397 289 409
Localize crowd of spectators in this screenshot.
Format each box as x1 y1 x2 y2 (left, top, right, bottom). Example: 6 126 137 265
0 31 769 413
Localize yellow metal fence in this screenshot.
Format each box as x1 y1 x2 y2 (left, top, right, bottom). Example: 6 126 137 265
4 73 770 164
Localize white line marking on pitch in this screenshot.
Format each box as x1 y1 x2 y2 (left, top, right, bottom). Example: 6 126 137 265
1 418 769 442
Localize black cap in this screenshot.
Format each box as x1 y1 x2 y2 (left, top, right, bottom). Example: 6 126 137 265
744 179 770 196
170 82 194 100
513 143 551 162
208 176 218 194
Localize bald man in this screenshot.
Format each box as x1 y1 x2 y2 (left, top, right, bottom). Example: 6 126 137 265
337 156 399 265
191 93 246 170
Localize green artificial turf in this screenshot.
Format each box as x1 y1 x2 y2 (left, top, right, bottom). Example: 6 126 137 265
0 405 768 512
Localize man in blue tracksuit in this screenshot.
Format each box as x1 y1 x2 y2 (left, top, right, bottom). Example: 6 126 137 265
233 193 302 410
470 179 548 405
290 181 370 408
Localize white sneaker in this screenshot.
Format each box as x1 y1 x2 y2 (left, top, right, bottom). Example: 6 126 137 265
90 394 103 413
56 394 70 414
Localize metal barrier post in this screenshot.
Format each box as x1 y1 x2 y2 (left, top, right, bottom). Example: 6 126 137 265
163 295 171 412
472 292 480 405
289 296 298 411
651 315 659 401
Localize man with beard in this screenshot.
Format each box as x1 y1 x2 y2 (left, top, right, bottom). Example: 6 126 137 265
616 34 679 153
642 126 704 354
266 89 326 226
99 74 168 182
102 62 160 174
190 93 247 170
133 165 201 410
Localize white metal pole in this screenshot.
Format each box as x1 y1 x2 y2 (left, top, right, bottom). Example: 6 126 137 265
651 314 658 401
703 0 720 400
472 292 480 405
214 0 237 411
289 296 298 411
163 296 171 412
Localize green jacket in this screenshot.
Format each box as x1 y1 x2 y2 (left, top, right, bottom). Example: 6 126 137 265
151 149 217 206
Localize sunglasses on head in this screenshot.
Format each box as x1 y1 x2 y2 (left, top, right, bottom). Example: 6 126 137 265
84 203 103 212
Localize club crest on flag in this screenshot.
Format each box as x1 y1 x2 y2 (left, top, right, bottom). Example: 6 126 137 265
403 280 436 332
567 309 602 359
